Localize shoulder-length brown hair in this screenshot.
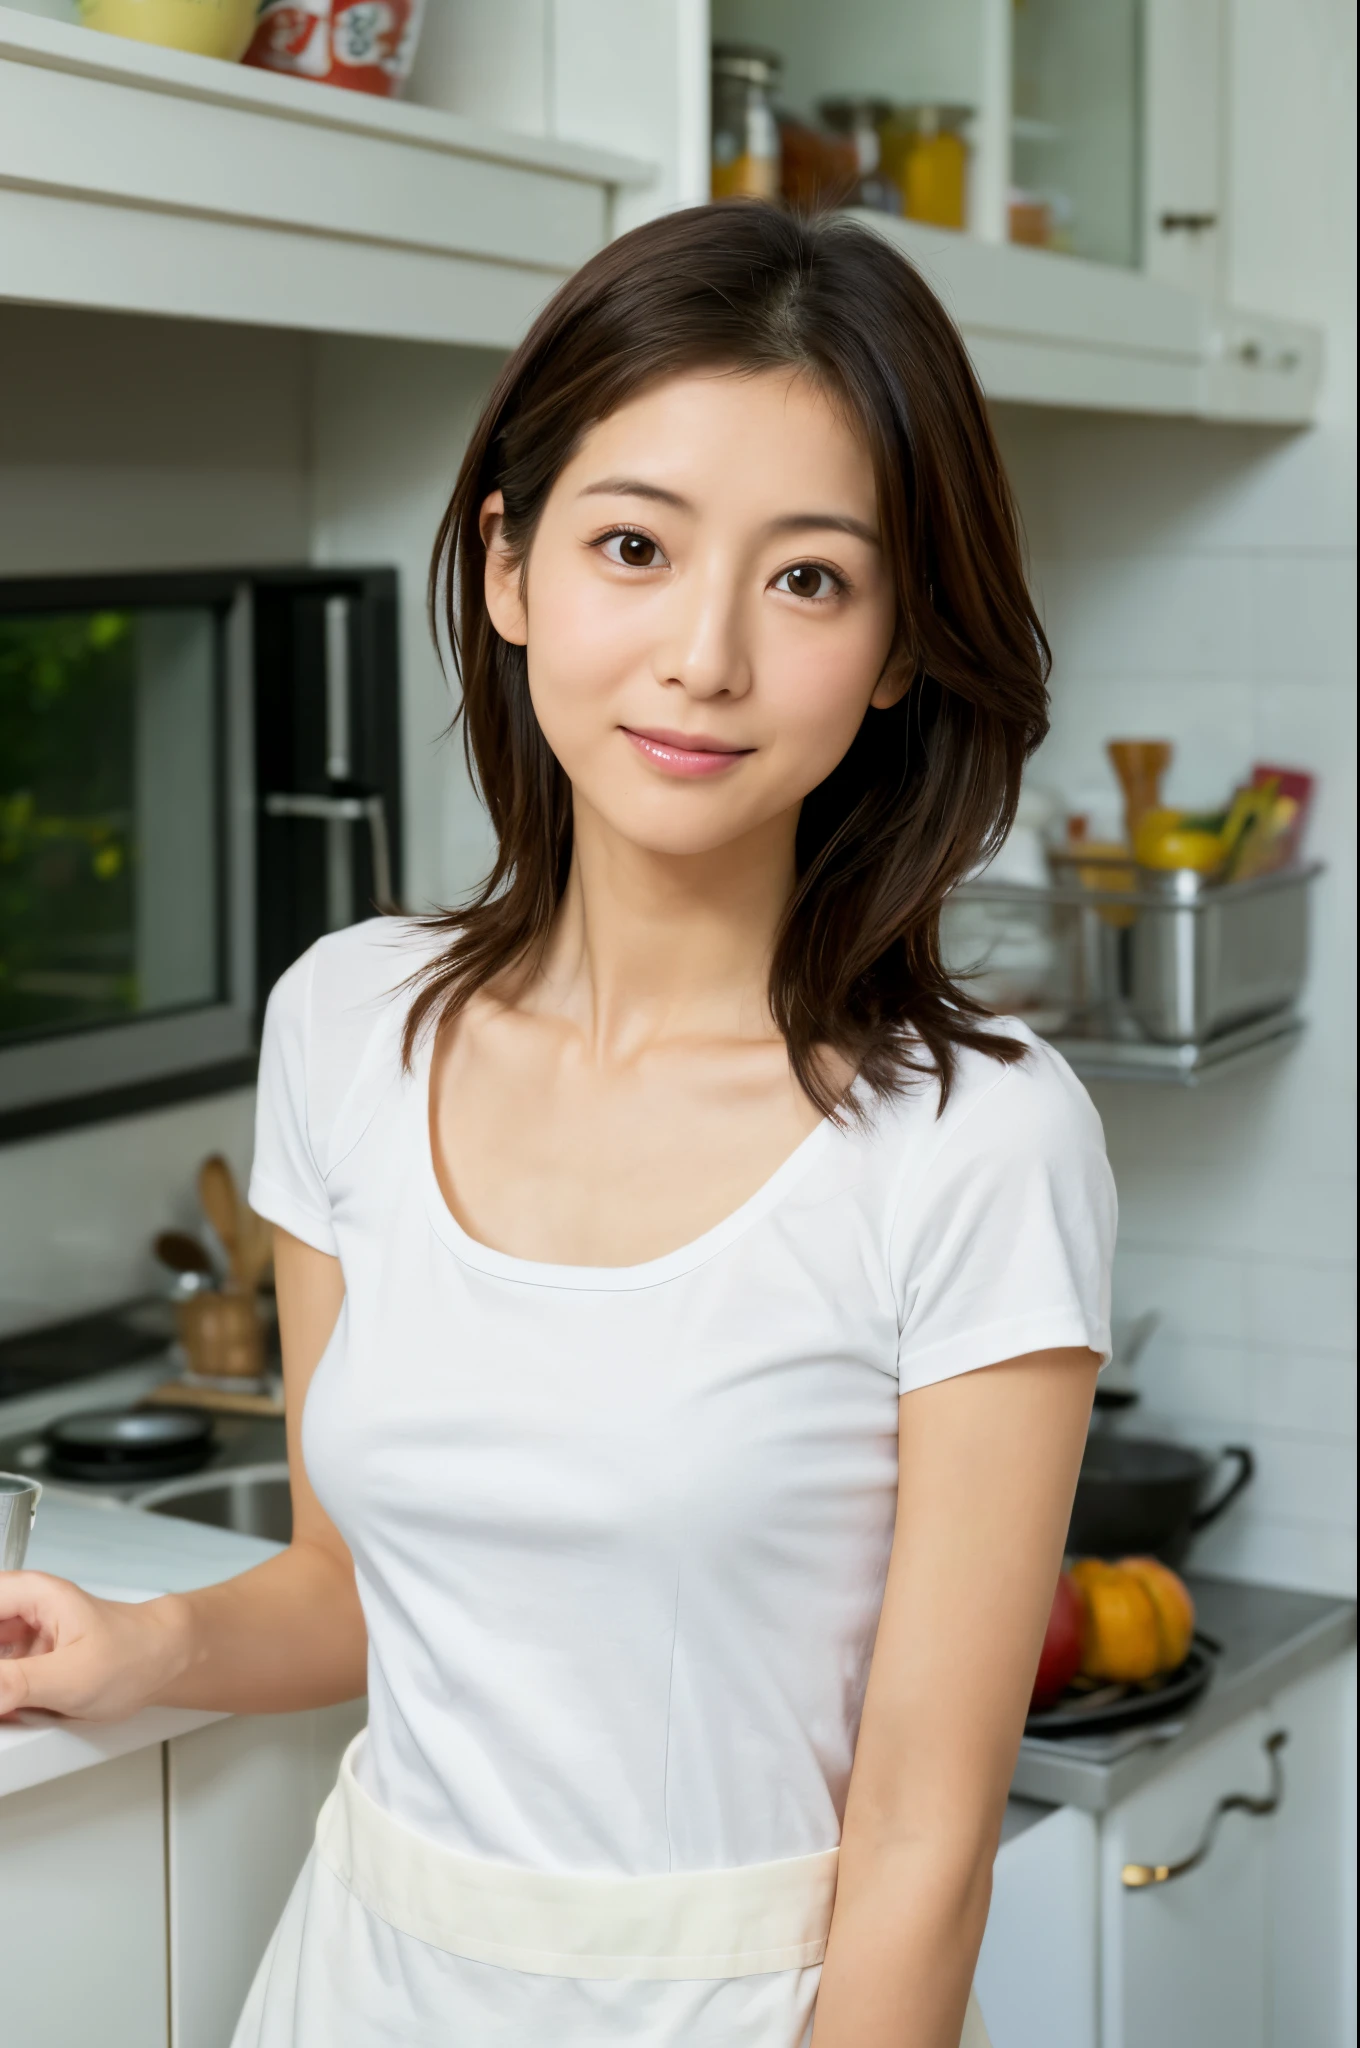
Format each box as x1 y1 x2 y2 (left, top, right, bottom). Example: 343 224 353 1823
404 201 1049 1115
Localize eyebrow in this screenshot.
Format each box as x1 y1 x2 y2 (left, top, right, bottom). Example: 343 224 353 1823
579 477 880 548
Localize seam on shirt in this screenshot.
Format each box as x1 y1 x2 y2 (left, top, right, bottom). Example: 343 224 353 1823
879 1048 1031 1295
660 1571 682 1875
299 942 328 1192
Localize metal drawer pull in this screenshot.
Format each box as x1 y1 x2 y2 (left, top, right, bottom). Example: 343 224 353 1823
1122 1730 1288 1890
264 790 396 913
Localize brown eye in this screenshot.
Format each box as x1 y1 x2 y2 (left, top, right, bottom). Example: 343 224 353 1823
776 563 838 600
603 532 662 568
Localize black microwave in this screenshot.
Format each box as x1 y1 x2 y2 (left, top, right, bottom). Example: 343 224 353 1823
0 566 401 1143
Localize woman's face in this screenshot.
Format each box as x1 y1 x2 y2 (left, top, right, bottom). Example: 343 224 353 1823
482 368 903 859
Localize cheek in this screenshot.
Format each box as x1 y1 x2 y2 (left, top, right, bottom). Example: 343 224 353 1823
762 614 892 770
523 563 644 732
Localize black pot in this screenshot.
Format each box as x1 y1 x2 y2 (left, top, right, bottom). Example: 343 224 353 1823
44 1408 215 1486
1068 1433 1254 1565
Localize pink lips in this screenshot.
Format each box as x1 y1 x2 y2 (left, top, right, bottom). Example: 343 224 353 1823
622 727 753 778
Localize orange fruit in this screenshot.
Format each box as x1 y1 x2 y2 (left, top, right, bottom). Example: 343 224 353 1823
1119 1556 1196 1671
1069 1558 1162 1683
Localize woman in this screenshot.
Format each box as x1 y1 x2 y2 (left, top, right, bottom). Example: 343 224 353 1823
0 205 1114 2048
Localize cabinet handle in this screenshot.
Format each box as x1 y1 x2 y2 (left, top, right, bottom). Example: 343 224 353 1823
1121 1730 1287 1889
1159 211 1219 234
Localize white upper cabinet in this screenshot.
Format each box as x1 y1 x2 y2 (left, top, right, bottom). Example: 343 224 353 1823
0 0 1321 421
0 4 650 349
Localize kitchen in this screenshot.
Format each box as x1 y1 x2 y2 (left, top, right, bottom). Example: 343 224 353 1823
0 2 1354 2045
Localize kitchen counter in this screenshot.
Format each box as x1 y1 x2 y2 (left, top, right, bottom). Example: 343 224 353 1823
0 1490 279 1799
1013 1572 1358 1812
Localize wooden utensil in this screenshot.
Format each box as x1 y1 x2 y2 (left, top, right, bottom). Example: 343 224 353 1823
198 1154 245 1286
1107 739 1173 849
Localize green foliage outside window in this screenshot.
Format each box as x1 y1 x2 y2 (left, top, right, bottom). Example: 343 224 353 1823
0 612 139 1042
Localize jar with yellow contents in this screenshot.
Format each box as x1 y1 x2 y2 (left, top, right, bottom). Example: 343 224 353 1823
882 104 973 231
711 46 782 202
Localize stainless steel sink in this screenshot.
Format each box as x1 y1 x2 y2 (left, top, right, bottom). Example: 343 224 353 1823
138 1461 292 1543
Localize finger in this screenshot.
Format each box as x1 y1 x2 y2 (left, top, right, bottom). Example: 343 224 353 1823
0 1654 34 1715
0 1643 101 1718
0 1613 41 1658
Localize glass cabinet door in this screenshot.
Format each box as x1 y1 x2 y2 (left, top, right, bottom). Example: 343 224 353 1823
1010 0 1143 267
707 0 1210 284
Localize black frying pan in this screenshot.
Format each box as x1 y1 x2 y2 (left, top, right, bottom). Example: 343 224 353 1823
1068 1434 1255 1565
44 1408 215 1486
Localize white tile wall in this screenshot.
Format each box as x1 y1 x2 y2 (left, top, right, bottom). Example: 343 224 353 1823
988 0 1357 1594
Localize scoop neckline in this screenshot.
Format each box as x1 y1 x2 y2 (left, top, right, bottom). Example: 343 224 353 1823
417 1040 840 1292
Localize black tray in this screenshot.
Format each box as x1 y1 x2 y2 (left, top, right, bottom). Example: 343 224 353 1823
1025 1638 1217 1738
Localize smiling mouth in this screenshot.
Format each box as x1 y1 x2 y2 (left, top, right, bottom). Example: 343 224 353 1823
621 727 755 778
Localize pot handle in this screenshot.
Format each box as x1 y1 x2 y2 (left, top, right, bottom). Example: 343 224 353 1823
1190 1444 1256 1531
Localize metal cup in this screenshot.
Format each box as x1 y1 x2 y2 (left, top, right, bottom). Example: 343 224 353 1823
0 1472 42 1573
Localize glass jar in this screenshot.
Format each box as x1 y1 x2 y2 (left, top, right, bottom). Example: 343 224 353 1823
892 104 972 231
711 46 782 202
817 98 899 214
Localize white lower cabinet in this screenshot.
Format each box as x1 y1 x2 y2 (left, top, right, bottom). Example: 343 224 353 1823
1101 1708 1275 2048
0 1742 169 2048
1098 1653 1353 2048
978 1652 1354 2048
167 1700 366 2048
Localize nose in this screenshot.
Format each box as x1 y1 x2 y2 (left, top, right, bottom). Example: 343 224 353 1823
653 554 752 702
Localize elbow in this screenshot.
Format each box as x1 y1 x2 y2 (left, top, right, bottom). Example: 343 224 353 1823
838 1804 1000 1933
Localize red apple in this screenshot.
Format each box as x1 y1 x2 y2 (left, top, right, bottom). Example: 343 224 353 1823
1030 1572 1085 1712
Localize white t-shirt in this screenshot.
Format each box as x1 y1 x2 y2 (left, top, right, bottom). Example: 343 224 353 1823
237 916 1115 2048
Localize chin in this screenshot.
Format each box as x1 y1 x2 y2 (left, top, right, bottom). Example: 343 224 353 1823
586 785 771 860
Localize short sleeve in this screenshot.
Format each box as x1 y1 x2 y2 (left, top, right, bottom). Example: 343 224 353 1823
891 1045 1115 1394
248 946 339 1257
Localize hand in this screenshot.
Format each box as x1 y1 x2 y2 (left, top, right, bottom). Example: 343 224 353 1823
0 1572 189 1722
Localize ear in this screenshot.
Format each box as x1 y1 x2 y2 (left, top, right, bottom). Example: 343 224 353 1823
480 490 528 647
869 656 913 711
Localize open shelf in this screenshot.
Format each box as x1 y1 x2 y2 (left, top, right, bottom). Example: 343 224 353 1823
1050 1012 1306 1088
0 8 652 348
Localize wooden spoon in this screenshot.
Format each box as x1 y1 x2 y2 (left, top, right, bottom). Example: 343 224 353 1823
198 1154 244 1286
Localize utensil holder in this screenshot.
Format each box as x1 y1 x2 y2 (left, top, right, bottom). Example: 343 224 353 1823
176 1288 265 1381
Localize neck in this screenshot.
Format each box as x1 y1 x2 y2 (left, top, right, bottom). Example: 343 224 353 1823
532 795 799 1059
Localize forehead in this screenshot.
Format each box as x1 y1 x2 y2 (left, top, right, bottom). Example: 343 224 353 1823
556 367 878 517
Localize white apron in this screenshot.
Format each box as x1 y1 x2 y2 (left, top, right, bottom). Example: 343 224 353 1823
234 1734 991 2047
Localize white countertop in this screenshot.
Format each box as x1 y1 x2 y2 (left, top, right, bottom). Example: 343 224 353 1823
0 1491 279 1798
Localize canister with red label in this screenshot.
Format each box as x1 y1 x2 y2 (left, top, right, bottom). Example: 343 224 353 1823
243 0 426 97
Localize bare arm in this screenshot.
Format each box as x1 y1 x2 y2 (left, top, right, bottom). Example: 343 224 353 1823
811 1347 1099 2048
0 1229 367 1719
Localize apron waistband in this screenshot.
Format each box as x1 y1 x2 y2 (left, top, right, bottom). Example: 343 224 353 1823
315 1733 838 1981
315 1733 994 2043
